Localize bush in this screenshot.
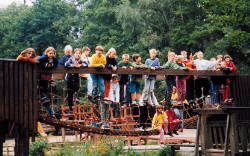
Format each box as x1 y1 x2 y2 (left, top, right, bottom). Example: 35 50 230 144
158 145 175 156
29 137 48 156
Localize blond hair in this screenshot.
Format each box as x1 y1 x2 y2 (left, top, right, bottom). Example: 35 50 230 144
149 49 157 54
122 54 130 59
106 47 116 56
45 47 56 55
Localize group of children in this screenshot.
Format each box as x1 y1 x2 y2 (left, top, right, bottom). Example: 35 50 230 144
16 46 237 137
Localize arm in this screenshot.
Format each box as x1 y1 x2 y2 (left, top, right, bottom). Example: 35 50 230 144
90 55 106 67
151 114 157 129
65 57 73 67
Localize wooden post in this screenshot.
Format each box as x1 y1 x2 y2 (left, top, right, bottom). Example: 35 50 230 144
229 113 239 155
195 115 201 156
224 114 231 156
61 127 65 142
0 123 5 156
15 126 29 156
200 113 207 156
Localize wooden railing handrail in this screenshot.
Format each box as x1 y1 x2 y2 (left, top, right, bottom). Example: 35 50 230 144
38 66 239 76
0 58 239 76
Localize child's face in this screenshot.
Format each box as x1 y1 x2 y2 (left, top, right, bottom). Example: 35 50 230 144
96 50 103 56
181 51 187 58
136 57 141 63
74 51 81 60
156 107 163 113
47 51 55 58
217 55 223 61
168 54 175 61
83 50 90 57
122 57 129 63
225 57 230 62
150 51 157 58
112 77 119 83
109 51 116 58
197 52 203 59
65 49 72 56
25 52 33 58
210 57 216 61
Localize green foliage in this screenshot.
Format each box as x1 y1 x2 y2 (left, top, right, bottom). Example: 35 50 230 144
29 137 48 156
158 145 175 156
0 0 250 73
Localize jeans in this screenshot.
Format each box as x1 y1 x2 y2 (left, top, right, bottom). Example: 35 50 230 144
174 108 184 129
90 74 104 96
87 75 93 95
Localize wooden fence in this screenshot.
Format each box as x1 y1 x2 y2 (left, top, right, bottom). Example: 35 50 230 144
0 59 38 156
0 59 249 156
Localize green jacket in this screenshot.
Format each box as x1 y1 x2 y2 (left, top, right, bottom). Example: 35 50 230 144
163 61 186 70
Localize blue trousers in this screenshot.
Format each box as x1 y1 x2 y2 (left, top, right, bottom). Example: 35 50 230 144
90 74 104 96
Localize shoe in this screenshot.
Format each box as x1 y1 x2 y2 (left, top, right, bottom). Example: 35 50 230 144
88 95 96 103
167 132 173 137
178 129 183 132
173 131 179 135
101 124 110 129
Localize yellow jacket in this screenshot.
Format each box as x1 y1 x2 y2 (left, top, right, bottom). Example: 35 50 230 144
152 111 168 129
90 54 106 67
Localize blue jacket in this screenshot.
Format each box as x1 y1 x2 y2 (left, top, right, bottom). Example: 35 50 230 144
38 54 58 69
58 55 71 66
145 58 160 80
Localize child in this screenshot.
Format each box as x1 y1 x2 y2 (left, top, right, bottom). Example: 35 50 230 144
131 54 146 105
58 45 72 65
165 105 181 136
109 74 120 117
118 54 133 103
90 46 106 97
80 47 92 97
104 48 118 99
152 105 168 144
16 48 37 63
163 52 188 108
90 46 108 128
175 55 187 104
141 49 160 105
220 55 237 101
65 48 88 111
193 51 218 99
38 47 58 116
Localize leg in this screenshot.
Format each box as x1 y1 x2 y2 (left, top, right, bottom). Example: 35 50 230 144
67 80 74 111
104 79 111 98
98 75 105 97
157 127 165 144
91 74 98 96
195 78 202 99
87 75 93 95
165 76 175 108
142 79 151 101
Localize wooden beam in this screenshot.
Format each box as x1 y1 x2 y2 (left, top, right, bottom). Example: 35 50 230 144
38 66 239 76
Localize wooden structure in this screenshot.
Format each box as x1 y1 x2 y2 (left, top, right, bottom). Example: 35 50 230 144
195 76 250 156
0 59 249 156
0 59 38 156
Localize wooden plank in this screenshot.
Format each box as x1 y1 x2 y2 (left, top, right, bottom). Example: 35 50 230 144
14 62 19 122
32 64 38 132
218 127 224 149
229 113 239 155
24 63 29 129
4 61 10 120
9 61 14 121
224 114 231 156
27 63 34 130
18 63 24 125
15 126 29 156
38 66 240 76
200 114 207 156
241 124 247 152
195 115 201 156
212 127 219 149
0 61 4 121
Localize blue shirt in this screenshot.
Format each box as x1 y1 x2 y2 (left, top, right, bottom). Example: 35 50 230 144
58 55 71 66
